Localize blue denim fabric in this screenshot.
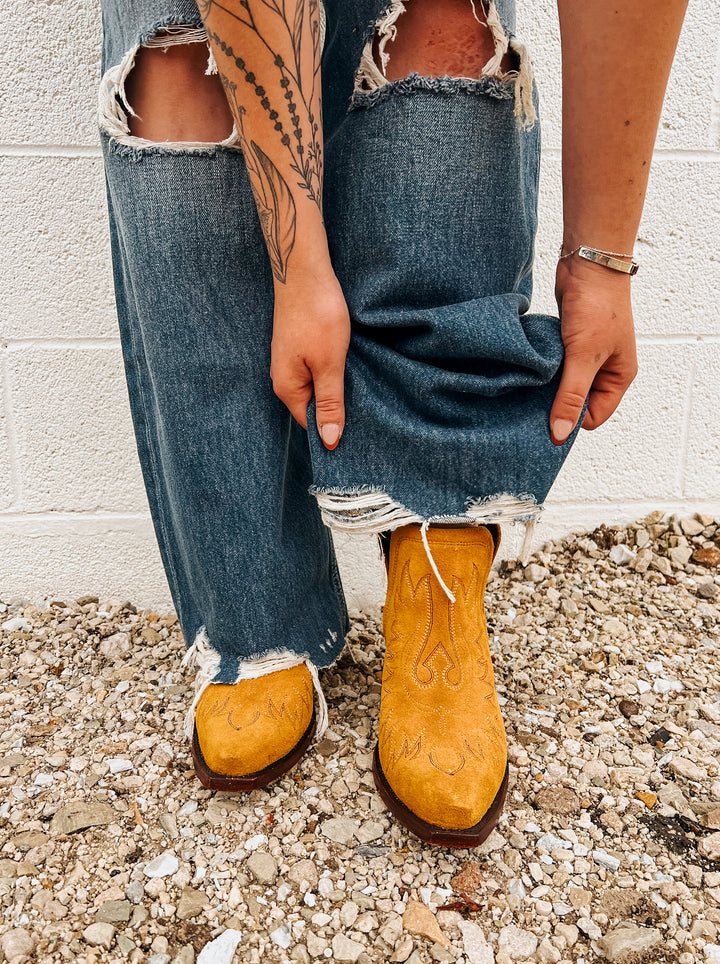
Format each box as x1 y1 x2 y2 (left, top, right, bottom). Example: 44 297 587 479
99 0 582 709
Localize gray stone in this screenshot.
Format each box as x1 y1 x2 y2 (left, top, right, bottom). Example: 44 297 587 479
159 813 179 840
320 816 359 846
148 956 171 964
117 935 136 955
246 850 278 885
50 801 116 835
177 886 210 920
95 899 132 923
82 922 116 950
429 944 456 963
126 880 145 904
596 924 662 961
0 928 35 963
332 933 366 963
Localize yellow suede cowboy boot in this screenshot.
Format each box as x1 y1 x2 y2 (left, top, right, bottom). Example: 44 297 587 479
192 665 316 791
374 523 508 846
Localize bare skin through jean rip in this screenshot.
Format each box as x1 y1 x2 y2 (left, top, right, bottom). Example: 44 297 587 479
124 29 235 143
354 0 536 129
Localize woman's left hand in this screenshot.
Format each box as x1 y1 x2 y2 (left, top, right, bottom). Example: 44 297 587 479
550 256 639 445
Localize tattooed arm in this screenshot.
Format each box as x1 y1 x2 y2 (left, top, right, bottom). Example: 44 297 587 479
199 0 349 449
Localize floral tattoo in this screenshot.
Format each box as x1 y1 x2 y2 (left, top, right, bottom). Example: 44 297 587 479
201 0 324 283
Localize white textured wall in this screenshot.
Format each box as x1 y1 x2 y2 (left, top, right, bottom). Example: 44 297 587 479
1 0 719 611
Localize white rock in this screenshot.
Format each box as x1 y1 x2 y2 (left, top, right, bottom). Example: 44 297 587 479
244 834 268 851
536 833 570 851
577 917 602 940
108 758 133 774
197 929 243 964
653 678 683 694
1 618 32 632
100 632 132 657
699 834 720 861
331 934 365 963
320 817 359 846
705 944 720 963
82 922 116 950
498 925 537 960
596 924 661 961
609 545 635 565
593 848 621 871
459 920 494 964
524 564 550 583
270 923 291 949
340 902 360 928
177 801 198 817
144 853 179 878
669 757 705 782
0 928 35 963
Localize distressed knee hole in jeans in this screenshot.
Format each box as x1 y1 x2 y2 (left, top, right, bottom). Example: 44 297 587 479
98 24 241 154
353 0 536 130
98 9 328 155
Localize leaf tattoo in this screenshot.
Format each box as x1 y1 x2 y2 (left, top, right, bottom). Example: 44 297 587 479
221 77 297 283
250 141 297 283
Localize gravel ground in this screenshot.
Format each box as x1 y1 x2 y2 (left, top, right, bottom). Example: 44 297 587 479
0 511 719 964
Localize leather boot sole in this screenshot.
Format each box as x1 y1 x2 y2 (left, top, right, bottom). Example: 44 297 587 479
192 708 317 792
373 746 509 848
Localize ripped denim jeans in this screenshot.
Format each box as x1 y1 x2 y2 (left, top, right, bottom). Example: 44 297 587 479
98 0 582 744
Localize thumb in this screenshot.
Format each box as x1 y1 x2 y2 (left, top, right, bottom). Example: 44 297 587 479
312 364 346 450
550 353 595 445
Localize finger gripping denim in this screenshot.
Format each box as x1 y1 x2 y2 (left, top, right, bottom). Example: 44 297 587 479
98 0 582 746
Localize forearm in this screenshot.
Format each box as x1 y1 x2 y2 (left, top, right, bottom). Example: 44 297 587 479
557 0 688 253
199 0 329 284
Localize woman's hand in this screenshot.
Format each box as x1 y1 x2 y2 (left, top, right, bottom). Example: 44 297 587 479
550 256 638 445
270 266 351 449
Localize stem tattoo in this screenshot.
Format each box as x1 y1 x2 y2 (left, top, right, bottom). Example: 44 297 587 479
202 0 324 284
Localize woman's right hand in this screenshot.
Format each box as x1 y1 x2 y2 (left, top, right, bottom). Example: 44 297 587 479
270 265 351 450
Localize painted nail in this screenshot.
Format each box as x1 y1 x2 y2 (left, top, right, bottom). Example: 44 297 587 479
320 423 341 448
552 419 575 443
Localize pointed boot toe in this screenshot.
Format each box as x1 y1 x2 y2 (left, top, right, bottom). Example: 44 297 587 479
375 523 509 847
192 663 316 791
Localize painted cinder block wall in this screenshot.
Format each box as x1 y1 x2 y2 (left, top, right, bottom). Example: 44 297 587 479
1 0 719 611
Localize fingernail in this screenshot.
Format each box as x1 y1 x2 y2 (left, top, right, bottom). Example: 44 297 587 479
552 419 575 443
320 423 341 448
